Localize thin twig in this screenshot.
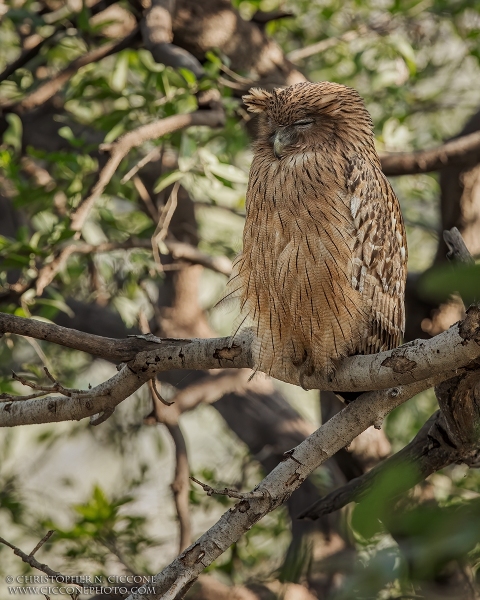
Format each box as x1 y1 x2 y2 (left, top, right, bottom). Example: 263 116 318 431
11 370 79 397
29 530 55 557
152 181 180 268
149 378 174 407
167 424 193 553
0 390 50 403
287 27 366 63
133 176 160 221
190 476 266 500
219 64 256 85
121 147 163 184
0 534 81 599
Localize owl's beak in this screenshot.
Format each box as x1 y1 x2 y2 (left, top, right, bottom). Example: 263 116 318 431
273 127 292 159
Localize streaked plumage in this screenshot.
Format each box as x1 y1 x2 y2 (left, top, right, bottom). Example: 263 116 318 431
222 81 407 388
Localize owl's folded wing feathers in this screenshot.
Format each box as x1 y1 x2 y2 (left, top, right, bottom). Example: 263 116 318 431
347 155 407 354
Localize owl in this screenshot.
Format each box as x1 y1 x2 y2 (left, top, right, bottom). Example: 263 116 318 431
222 81 407 391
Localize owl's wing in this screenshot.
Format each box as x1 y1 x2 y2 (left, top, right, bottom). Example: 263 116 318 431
347 154 407 354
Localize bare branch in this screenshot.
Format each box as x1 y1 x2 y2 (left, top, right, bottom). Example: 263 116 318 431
444 226 475 264
167 424 193 553
149 377 174 406
380 131 480 176
121 147 163 184
1 301 480 407
190 476 267 500
0 312 240 363
0 330 253 427
29 530 55 557
287 28 366 63
133 175 160 221
298 412 452 519
153 181 180 268
147 375 192 553
33 238 232 276
125 376 446 600
0 533 81 597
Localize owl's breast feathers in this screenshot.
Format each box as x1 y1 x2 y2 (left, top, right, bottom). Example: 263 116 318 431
222 147 407 387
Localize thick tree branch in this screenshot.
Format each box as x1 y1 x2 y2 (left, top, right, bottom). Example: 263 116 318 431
1 300 480 383
125 375 447 600
298 411 455 519
380 130 480 176
170 0 305 88
444 226 475 264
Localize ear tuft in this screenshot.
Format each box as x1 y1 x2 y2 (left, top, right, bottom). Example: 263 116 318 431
242 88 272 113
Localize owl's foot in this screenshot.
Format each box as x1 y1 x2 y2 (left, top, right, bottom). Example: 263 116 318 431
298 362 315 391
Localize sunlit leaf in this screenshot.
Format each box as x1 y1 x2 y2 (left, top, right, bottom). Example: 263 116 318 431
111 51 129 92
153 170 184 193
207 162 248 184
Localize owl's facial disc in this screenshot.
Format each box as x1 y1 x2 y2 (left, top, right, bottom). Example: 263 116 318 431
271 118 314 158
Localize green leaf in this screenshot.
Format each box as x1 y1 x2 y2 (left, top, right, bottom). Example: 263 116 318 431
207 162 248 184
111 52 129 92
153 170 184 193
390 34 417 75
76 4 91 32
35 298 75 318
104 121 125 144
3 114 23 152
419 262 480 305
351 461 419 541
179 68 197 85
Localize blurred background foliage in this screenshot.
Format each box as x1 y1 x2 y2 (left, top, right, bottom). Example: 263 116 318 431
1 0 480 598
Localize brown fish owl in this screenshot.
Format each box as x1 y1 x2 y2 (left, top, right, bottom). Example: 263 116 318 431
223 81 407 389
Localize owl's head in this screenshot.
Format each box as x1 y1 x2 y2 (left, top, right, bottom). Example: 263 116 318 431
243 81 376 160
